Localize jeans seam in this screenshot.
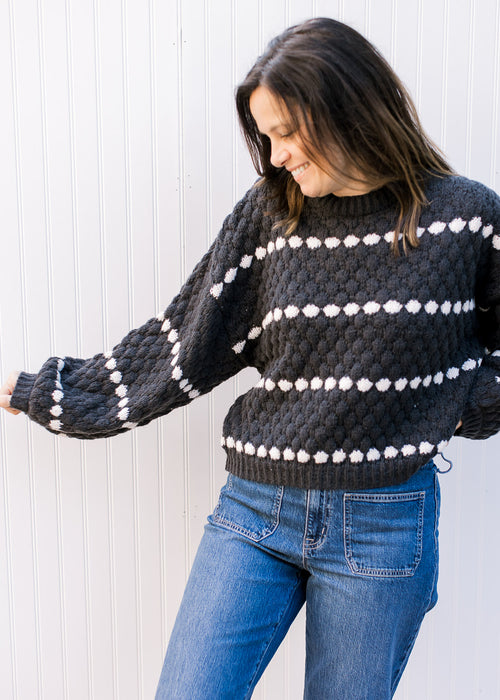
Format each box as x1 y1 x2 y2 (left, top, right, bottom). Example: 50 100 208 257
391 472 440 694
302 491 332 565
302 490 312 569
243 572 304 699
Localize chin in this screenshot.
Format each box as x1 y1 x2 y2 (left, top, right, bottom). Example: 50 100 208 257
301 186 329 198
299 182 323 198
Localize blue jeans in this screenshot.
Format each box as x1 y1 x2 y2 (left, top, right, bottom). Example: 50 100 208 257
156 461 440 699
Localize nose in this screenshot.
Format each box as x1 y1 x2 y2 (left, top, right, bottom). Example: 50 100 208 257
270 142 290 168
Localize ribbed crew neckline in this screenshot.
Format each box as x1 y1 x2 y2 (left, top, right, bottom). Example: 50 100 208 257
304 185 398 218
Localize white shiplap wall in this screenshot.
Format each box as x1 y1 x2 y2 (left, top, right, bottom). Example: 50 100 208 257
0 1 499 698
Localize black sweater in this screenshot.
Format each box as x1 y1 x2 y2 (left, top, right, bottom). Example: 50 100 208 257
11 175 500 489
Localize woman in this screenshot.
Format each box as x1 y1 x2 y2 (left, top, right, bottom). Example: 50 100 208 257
1 17 499 699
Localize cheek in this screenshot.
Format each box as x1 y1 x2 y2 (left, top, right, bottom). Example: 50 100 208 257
316 167 336 186
292 141 309 160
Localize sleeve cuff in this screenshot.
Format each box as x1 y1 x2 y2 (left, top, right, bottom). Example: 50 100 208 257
10 372 37 413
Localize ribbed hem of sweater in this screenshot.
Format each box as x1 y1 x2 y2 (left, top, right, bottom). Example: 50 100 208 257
225 449 435 491
10 372 36 413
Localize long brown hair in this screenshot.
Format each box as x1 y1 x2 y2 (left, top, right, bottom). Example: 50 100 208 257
236 17 453 253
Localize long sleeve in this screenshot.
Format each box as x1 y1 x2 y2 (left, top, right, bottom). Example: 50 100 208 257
456 188 500 440
10 185 265 439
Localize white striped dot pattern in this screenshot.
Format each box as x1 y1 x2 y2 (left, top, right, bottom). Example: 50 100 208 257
101 313 202 430
232 297 476 354
254 357 481 395
48 358 65 431
157 312 200 402
103 350 137 430
221 435 449 466
209 216 494 301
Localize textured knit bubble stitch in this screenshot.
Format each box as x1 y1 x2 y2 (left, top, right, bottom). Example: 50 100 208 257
11 175 500 489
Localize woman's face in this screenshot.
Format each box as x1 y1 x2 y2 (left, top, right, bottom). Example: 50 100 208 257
249 86 372 198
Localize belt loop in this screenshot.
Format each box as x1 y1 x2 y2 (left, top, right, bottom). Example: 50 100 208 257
435 451 453 474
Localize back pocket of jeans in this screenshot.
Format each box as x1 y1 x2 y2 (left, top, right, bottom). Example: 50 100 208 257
209 474 283 542
343 491 425 577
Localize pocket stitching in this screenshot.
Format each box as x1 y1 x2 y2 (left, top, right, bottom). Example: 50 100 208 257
343 491 425 578
211 482 284 542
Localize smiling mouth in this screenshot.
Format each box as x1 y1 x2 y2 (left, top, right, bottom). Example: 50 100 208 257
290 162 310 178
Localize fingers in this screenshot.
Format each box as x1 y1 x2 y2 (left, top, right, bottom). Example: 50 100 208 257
0 371 22 415
0 393 21 415
0 395 21 415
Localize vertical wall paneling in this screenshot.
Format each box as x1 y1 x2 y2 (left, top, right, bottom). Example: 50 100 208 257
1 1 500 698
366 0 395 64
